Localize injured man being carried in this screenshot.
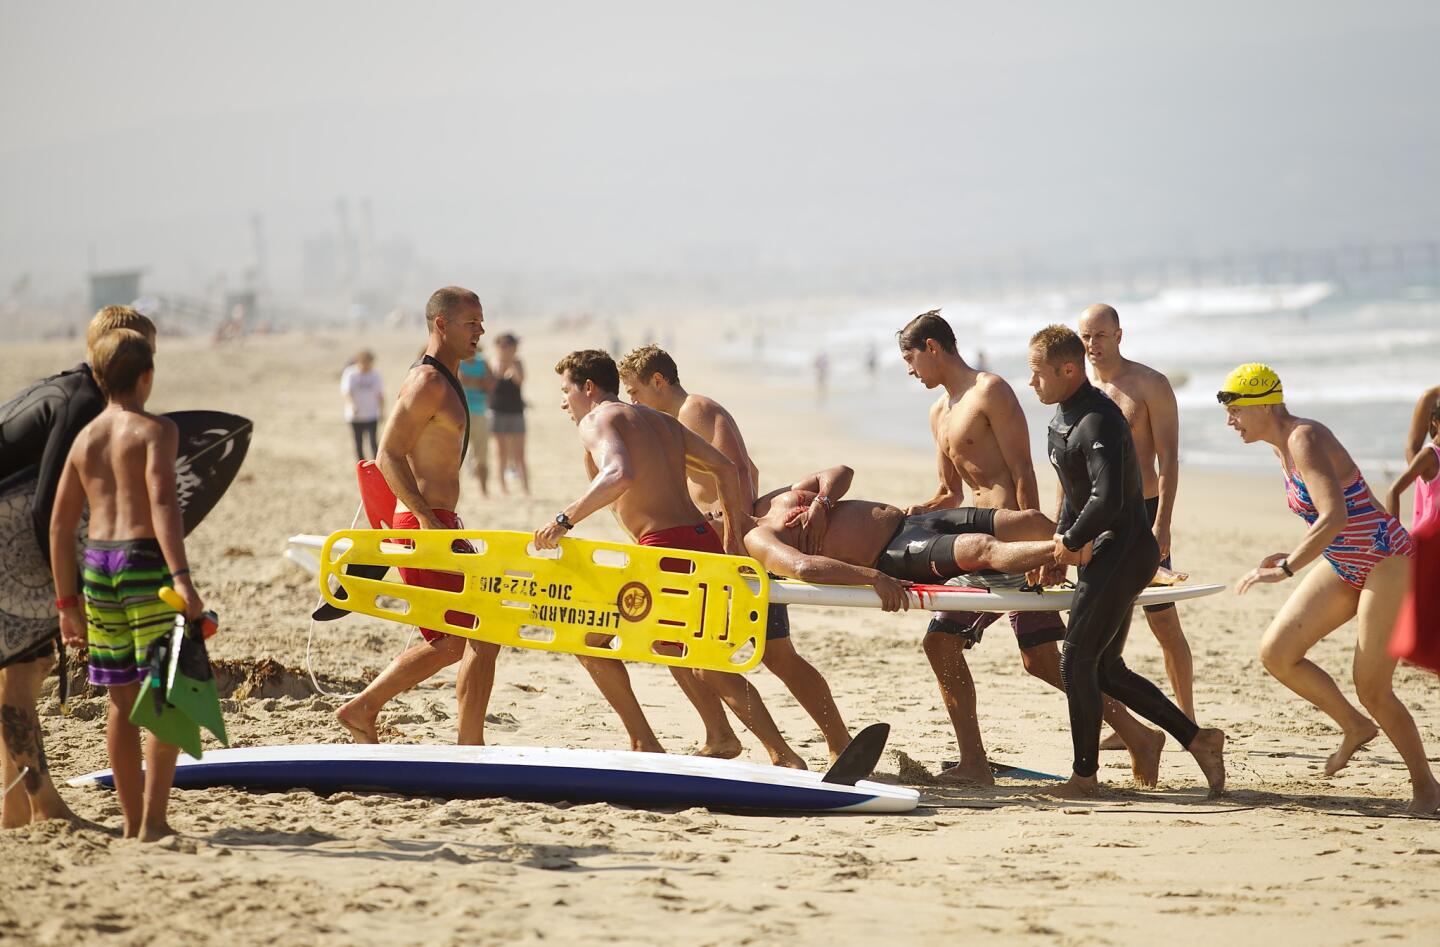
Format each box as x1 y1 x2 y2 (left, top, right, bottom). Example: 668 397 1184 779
740 465 1077 612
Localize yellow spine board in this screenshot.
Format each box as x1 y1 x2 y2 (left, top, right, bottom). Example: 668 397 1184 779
318 529 768 672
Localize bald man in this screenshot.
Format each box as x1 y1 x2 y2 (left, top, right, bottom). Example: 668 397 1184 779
1078 304 1197 742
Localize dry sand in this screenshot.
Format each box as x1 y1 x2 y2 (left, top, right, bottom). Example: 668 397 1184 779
2 326 1438 946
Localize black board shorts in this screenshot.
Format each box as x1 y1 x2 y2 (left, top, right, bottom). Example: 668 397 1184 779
875 507 998 583
1142 496 1175 613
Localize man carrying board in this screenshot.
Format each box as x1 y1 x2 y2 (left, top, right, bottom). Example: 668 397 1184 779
896 310 1163 786
1027 324 1224 798
336 287 498 745
619 344 852 763
1078 303 1198 749
533 350 808 768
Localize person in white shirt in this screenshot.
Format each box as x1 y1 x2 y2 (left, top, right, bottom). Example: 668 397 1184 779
340 350 385 460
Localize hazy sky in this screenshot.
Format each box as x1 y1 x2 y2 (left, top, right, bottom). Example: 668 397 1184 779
3 1 1438 296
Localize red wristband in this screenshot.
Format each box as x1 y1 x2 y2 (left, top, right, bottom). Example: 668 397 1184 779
55 595 80 610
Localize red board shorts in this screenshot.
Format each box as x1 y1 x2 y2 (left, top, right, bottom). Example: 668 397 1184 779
392 509 475 643
636 521 726 555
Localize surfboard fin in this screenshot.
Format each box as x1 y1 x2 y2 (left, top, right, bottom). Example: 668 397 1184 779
822 722 890 785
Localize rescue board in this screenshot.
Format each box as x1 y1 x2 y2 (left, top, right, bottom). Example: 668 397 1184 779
286 532 1222 620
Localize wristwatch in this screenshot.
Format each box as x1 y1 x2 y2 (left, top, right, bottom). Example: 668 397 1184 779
555 512 575 531
1278 558 1294 578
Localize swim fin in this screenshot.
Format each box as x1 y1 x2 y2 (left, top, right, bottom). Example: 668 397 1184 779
129 629 204 759
165 622 228 747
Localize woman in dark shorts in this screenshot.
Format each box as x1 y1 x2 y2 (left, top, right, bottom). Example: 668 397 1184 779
490 333 529 495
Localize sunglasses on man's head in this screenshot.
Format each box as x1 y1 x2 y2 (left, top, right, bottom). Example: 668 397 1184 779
1216 380 1281 405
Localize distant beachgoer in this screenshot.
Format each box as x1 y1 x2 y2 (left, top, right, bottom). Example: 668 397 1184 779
458 346 495 496
340 350 384 461
1221 363 1439 814
50 329 206 841
864 342 878 383
1387 398 1440 532
814 352 829 400
1079 303 1198 748
490 333 529 494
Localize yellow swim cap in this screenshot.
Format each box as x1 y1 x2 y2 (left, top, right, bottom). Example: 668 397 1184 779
1217 363 1284 406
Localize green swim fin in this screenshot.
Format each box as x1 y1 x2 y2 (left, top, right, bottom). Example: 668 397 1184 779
165 623 228 747
129 628 204 759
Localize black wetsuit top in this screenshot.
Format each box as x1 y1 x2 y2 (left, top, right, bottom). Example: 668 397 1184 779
1048 381 1197 777
0 363 105 561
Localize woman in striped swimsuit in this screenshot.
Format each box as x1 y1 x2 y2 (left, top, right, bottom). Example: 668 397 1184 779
1219 364 1439 815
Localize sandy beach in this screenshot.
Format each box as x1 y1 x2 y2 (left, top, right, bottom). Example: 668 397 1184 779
2 325 1438 947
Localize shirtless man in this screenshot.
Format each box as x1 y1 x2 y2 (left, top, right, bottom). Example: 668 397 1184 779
1079 304 1196 747
533 350 807 769
620 345 851 762
897 311 1163 786
336 287 499 745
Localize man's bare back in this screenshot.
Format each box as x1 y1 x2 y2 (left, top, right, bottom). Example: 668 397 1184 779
68 407 176 541
677 394 759 516
582 401 712 540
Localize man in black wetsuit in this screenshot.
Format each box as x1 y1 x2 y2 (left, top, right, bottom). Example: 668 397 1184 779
0 306 156 826
1027 325 1226 798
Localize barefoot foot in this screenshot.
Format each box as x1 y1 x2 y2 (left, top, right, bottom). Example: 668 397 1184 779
937 759 996 787
772 752 808 771
1044 774 1100 799
1187 728 1226 795
1407 779 1440 816
1325 721 1379 776
693 736 743 760
1128 727 1166 789
138 822 175 843
335 704 379 744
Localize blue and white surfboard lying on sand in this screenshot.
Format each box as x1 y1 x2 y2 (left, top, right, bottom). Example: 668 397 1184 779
70 739 919 814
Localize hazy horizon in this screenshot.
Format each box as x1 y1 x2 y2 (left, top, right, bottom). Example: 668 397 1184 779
3 1 1439 307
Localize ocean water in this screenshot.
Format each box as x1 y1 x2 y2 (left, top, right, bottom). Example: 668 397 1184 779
712 283 1440 482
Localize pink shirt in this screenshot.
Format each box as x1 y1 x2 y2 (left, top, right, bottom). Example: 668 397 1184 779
1416 444 1440 533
